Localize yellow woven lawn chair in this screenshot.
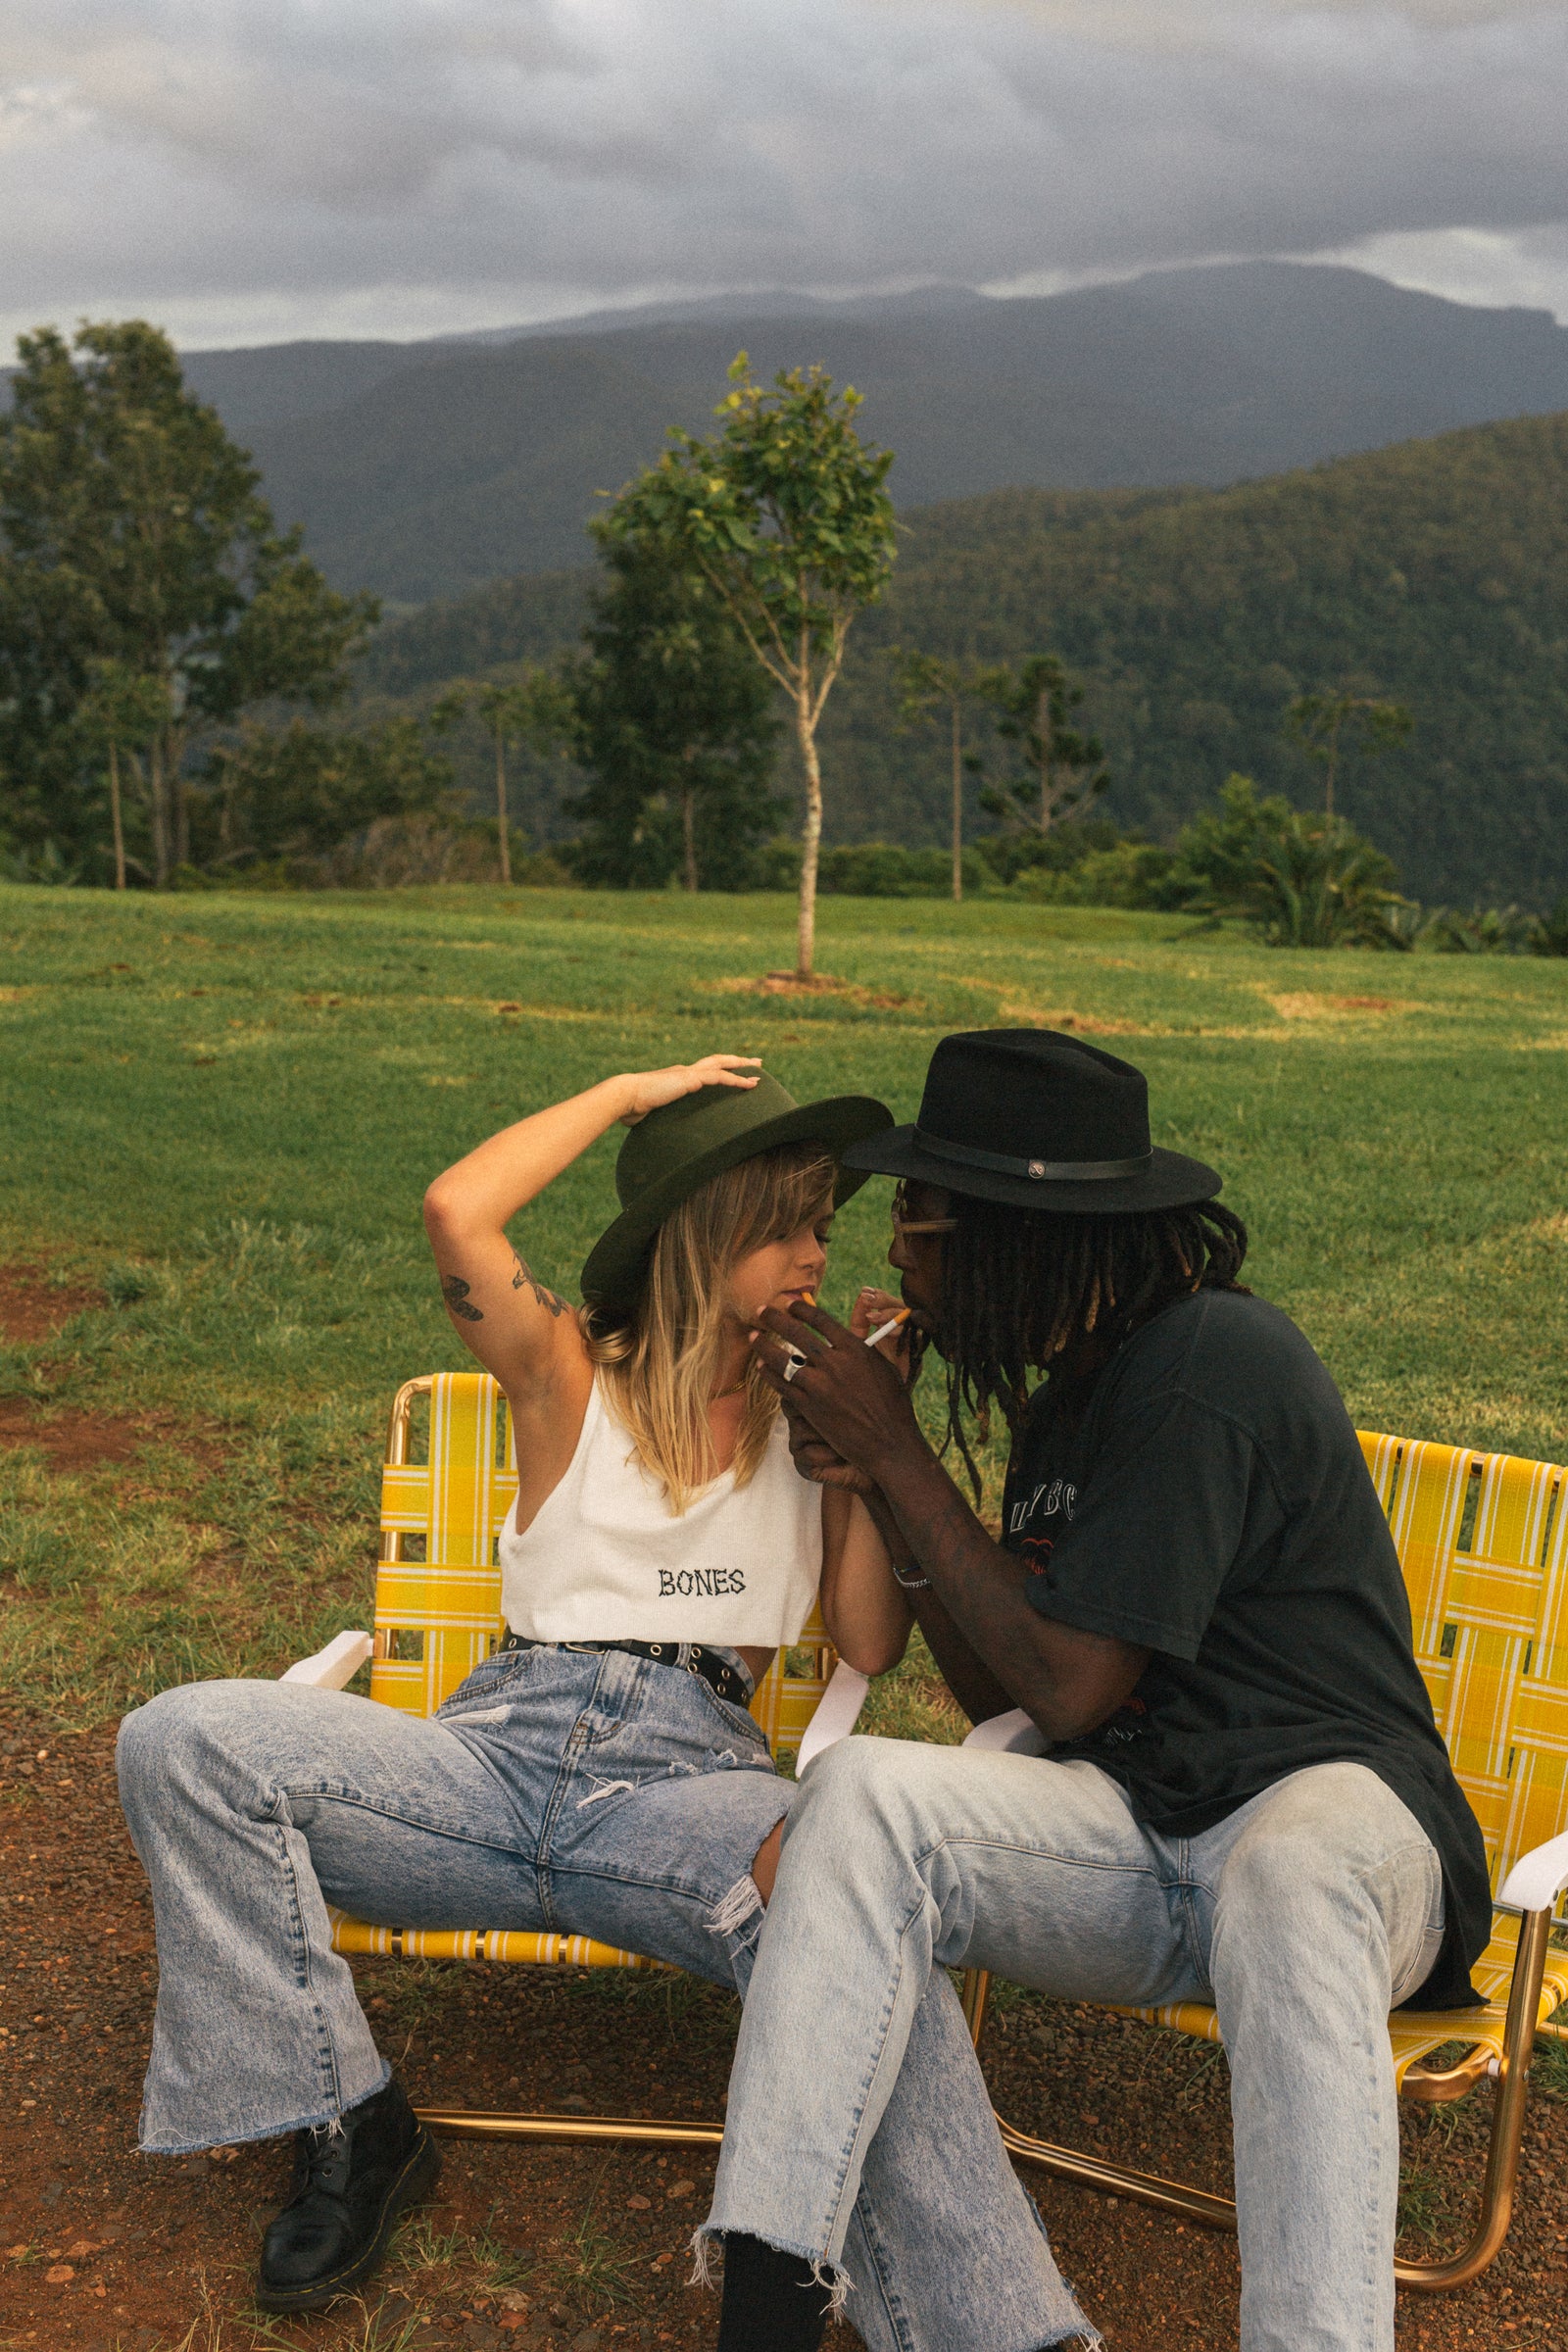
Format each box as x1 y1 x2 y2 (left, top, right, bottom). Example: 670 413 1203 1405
313 1374 848 2158
960 1428 1568 2292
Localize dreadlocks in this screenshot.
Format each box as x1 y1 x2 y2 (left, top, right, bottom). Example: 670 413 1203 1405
912 1195 1250 1494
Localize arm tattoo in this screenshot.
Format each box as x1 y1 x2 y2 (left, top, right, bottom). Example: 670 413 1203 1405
512 1253 568 1317
441 1274 483 1323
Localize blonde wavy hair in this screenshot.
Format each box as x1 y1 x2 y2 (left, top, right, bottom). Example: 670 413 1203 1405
578 1140 837 1513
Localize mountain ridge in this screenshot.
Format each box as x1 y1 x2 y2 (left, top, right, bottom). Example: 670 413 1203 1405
162 263 1568 602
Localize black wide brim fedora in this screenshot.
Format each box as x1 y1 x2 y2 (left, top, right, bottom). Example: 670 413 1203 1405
840 1028 1220 1216
581 1072 894 1312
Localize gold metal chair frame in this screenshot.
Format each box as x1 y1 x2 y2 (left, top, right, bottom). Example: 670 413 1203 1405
958 1913 1556 2292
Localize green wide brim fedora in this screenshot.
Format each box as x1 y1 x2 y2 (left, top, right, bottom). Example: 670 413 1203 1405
580 1074 894 1313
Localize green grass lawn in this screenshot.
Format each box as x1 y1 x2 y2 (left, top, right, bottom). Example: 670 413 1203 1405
3 879 1567 1724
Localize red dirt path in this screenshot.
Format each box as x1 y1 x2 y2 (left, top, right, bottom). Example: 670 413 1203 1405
0 1265 105 1348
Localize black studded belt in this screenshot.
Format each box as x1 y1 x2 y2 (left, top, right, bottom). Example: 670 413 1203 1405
496 1633 753 1711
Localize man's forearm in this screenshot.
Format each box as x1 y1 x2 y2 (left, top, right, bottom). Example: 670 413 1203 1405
909 1587 1017 1728
865 1430 1140 1740
755 1298 1146 1740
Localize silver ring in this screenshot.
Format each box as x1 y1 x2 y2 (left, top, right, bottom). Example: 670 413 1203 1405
781 1354 802 1383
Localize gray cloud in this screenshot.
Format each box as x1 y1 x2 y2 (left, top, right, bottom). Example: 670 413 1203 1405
2 0 1567 350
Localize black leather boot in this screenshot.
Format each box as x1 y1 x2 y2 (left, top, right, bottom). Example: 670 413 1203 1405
256 2075 440 2313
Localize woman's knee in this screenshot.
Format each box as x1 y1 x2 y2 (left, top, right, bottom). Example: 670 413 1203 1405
117 1678 272 1808
750 1816 786 1904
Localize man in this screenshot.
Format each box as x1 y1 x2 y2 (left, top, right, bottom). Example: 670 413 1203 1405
704 1028 1489 2352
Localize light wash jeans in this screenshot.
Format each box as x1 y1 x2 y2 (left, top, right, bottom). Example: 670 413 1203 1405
117 1651 1093 2352
116 1643 787 2152
705 1741 1446 2352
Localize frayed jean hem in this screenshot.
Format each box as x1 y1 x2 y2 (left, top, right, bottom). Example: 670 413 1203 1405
137 2053 392 2156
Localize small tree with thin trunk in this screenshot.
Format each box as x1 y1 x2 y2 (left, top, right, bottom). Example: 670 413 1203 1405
600 356 896 978
895 650 989 902
975 652 1108 838
477 685 522 884
463 673 576 884
422 672 572 883
1284 690 1413 818
75 660 170 889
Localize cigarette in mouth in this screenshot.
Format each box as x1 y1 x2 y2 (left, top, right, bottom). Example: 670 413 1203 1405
864 1308 911 1348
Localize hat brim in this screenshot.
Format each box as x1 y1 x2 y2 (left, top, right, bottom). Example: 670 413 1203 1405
840 1124 1222 1216
581 1095 895 1311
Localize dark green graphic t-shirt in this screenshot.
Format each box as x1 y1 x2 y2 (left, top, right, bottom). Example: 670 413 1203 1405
1010 1289 1491 2009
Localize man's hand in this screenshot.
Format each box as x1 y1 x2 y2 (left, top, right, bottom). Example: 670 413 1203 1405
753 1298 924 1483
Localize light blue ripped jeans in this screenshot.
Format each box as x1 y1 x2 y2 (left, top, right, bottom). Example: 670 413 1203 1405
118 1647 1092 2352
116 1642 786 2152
706 1745 1446 2352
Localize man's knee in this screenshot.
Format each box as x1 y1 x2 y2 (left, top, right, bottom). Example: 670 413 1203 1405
1215 1763 1437 1946
796 1732 907 1817
789 1734 946 1861
120 1680 205 1781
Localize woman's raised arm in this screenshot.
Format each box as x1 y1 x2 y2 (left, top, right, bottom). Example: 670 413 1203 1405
421 1055 760 1399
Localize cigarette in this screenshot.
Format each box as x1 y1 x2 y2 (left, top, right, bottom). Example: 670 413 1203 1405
865 1308 910 1348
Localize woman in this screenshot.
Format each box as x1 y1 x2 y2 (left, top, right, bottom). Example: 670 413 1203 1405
117 1054 909 2317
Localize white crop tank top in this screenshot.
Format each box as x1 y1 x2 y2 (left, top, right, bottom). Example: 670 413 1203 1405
498 1378 823 1647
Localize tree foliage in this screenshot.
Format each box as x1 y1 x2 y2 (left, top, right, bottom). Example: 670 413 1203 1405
806 415 1568 908
200 715 455 868
565 534 781 890
598 356 895 970
1171 774 1410 948
0 320 376 884
1283 690 1412 817
347 407 1568 910
972 652 1108 838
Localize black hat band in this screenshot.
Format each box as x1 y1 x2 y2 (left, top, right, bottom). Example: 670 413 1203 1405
912 1128 1155 1184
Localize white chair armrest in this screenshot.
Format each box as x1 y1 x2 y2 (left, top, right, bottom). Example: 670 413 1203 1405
962 1707 1047 1756
795 1662 871 1773
280 1631 373 1690
1498 1830 1568 1913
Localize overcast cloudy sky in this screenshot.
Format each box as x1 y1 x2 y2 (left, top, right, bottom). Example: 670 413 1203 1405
3 0 1567 353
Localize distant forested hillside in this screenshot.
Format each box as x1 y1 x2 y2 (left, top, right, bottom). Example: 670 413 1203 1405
175 264 1568 602
359 412 1568 908
362 567 591 692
